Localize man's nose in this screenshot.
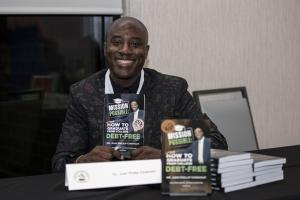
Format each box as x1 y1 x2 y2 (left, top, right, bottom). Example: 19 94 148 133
119 42 131 54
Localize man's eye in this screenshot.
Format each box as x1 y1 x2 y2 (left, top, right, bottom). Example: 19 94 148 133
130 41 141 48
112 40 122 46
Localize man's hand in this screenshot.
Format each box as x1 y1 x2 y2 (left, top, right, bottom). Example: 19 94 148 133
131 146 161 160
76 146 119 163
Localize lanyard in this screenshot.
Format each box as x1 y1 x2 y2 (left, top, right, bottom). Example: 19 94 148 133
104 69 144 94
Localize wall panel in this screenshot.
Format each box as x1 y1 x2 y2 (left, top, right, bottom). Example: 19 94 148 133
124 0 300 148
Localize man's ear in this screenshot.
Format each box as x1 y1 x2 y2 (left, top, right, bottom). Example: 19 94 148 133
145 45 150 57
104 42 107 57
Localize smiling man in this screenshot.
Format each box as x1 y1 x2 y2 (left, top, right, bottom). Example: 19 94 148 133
105 18 149 88
52 17 228 172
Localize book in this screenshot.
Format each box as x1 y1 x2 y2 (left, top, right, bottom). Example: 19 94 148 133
254 173 284 185
212 181 257 193
212 176 253 187
210 150 286 193
211 149 251 163
251 153 286 168
103 94 145 154
254 167 283 176
211 158 253 169
255 169 283 179
211 167 253 179
211 164 253 173
161 119 212 196
211 171 254 183
254 164 283 172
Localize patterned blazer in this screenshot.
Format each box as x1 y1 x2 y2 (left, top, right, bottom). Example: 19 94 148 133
52 68 228 172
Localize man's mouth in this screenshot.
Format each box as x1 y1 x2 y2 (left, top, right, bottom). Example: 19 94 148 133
116 59 135 66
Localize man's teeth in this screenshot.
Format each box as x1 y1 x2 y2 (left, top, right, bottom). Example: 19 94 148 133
117 60 133 64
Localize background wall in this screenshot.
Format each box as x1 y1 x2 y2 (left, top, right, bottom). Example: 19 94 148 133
124 0 300 149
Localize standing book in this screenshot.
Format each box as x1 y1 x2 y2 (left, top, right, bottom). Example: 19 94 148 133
161 119 212 196
103 94 145 155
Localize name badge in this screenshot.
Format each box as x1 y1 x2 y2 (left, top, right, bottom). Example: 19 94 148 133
65 159 162 191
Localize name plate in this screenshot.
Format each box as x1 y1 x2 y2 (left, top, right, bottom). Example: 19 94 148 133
65 159 162 191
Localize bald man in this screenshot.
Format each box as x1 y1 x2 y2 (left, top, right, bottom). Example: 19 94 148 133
52 17 227 172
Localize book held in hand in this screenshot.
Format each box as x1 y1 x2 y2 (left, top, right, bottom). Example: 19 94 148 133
103 94 145 155
161 119 212 196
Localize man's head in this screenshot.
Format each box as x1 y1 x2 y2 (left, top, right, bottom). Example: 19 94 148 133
131 101 139 112
105 17 149 87
194 128 204 140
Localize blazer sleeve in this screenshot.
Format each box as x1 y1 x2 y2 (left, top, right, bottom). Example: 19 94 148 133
173 79 228 150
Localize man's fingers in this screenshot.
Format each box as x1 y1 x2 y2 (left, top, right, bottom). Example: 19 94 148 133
99 151 113 160
77 146 161 163
131 147 144 157
131 146 161 160
79 146 114 162
112 150 121 160
94 146 114 153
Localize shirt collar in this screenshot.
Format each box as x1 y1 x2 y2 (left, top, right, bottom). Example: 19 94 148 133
110 74 141 94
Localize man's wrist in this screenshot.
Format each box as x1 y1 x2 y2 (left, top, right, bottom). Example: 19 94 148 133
75 155 85 163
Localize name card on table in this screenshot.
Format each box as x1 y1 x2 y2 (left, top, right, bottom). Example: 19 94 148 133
65 159 162 191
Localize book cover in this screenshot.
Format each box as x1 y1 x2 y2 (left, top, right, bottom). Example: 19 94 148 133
254 164 283 172
211 164 253 174
251 153 286 168
103 94 145 154
212 180 257 193
161 119 212 196
254 167 282 176
211 167 253 179
211 149 251 163
254 173 284 186
211 158 253 169
211 171 254 183
211 176 254 188
255 170 283 181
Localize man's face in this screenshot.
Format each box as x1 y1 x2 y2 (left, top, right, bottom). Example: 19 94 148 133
105 20 149 82
194 128 204 140
131 101 139 112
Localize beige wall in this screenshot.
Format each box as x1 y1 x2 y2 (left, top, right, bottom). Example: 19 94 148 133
124 0 300 149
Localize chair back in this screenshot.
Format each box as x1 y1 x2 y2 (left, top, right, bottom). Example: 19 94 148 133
193 87 258 151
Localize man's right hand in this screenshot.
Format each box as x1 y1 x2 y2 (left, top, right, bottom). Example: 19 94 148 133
75 146 118 163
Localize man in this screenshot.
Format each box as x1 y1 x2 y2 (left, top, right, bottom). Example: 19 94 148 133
128 100 145 132
192 128 211 164
52 16 227 172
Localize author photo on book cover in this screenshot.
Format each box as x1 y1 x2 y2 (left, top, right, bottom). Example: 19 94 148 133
128 100 144 133
52 16 228 172
192 128 211 164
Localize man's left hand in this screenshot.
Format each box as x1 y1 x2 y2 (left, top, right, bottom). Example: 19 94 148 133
131 146 161 160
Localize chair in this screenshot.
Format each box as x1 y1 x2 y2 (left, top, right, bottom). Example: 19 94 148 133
193 87 258 152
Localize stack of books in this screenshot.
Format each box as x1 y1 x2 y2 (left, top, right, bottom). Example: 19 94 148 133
210 149 255 193
251 153 286 186
210 149 286 193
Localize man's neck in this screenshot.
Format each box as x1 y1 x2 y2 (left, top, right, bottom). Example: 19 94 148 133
111 78 137 88
110 72 141 89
